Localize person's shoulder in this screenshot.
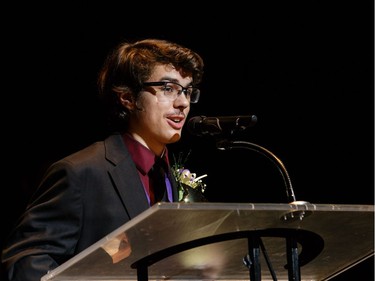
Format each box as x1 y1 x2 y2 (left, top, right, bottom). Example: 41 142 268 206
68 133 124 160
47 134 124 168
58 139 108 165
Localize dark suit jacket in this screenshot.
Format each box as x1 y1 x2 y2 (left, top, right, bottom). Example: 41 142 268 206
2 133 179 281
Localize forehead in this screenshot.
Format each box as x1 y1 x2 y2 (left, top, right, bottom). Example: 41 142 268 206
149 64 193 83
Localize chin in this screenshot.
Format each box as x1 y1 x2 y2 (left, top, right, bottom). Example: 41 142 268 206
168 133 181 143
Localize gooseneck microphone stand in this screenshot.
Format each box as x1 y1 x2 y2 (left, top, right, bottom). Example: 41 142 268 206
215 139 297 203
187 114 305 205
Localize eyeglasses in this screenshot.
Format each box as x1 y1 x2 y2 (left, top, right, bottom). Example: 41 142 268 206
142 81 200 104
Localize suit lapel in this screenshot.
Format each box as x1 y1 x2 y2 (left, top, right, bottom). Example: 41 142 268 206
104 134 150 219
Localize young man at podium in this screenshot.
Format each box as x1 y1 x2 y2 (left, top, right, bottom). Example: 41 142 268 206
2 38 205 281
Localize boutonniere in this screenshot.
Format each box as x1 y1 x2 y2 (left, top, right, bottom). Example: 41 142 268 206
171 151 208 202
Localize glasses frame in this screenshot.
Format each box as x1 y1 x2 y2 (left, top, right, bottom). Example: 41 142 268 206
142 81 200 104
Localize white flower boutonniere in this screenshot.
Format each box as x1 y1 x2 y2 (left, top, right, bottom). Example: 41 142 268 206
171 151 208 202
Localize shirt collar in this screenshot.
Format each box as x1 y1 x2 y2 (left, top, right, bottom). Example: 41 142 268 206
122 133 169 175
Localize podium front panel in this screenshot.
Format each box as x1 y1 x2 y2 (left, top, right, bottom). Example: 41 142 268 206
41 202 374 281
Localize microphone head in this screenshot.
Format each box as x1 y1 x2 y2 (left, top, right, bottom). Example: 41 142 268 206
186 116 213 136
187 115 257 137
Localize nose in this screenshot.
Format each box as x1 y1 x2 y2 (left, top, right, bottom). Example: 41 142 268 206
174 92 190 108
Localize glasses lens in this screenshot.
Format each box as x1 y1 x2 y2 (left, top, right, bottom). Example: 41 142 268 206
189 89 200 103
165 82 200 103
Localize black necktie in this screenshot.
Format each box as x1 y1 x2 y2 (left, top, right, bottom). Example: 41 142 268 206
149 157 168 204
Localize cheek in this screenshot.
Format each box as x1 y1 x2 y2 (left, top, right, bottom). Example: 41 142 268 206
139 101 165 124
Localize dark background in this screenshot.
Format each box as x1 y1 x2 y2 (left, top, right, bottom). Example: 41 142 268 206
2 1 374 280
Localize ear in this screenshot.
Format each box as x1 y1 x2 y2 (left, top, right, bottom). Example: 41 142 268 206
119 92 135 110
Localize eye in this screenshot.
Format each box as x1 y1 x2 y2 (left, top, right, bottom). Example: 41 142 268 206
162 83 175 93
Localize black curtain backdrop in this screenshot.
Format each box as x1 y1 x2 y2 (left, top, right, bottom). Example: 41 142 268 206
2 1 374 280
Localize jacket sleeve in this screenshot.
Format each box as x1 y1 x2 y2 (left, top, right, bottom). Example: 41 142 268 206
2 160 84 281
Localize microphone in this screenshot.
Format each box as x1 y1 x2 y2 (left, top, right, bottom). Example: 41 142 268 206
187 115 257 136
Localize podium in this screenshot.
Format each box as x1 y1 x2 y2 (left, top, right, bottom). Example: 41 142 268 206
41 202 374 281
